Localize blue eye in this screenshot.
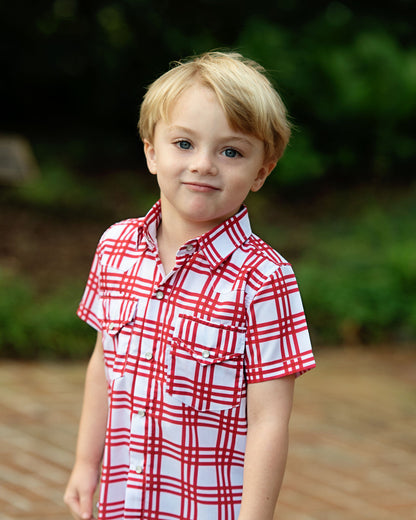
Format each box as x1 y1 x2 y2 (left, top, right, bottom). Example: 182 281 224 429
223 148 240 158
177 140 192 150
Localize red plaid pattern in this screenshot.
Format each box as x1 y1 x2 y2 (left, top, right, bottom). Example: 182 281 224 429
77 201 315 519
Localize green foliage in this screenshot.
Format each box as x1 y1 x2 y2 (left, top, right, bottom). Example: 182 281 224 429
238 18 416 185
2 2 415 187
293 199 416 344
0 269 94 359
9 161 159 221
1 164 415 357
14 161 95 211
275 131 327 186
1 2 415 356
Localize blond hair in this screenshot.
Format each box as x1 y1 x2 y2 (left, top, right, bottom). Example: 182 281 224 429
138 51 291 162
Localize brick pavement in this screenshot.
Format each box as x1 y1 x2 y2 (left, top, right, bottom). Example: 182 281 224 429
0 347 415 520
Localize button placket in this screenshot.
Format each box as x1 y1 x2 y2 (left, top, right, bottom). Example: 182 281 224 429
130 406 147 480
130 460 144 475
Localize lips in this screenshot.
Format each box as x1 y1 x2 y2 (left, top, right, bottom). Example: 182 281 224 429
183 182 220 191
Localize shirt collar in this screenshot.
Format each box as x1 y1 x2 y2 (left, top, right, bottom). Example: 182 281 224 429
197 206 252 268
139 200 162 251
138 201 252 267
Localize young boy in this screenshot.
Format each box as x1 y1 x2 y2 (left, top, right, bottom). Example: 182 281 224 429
64 51 315 520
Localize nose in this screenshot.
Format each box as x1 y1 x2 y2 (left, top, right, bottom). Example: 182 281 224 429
189 149 218 175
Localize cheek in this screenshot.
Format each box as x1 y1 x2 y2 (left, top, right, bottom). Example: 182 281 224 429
232 173 258 193
148 153 170 175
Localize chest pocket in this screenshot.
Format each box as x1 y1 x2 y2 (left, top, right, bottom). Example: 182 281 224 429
101 292 138 364
167 314 246 412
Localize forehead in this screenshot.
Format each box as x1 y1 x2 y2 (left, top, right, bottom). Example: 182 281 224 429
156 84 228 134
161 83 249 139
166 83 221 117
152 81 264 150
154 85 265 154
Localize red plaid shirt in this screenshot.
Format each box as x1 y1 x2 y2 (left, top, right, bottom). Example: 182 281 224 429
78 200 315 520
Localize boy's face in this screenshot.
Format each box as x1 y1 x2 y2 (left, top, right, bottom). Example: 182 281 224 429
144 83 276 236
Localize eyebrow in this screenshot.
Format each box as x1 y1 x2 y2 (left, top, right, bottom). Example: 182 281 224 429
167 125 255 148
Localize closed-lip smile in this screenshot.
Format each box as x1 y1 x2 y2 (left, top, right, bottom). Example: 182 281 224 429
183 181 220 191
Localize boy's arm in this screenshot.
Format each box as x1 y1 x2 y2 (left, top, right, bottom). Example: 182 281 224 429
238 375 295 520
64 332 108 520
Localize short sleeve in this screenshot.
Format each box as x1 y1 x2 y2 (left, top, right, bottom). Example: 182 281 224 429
245 264 315 383
77 242 103 331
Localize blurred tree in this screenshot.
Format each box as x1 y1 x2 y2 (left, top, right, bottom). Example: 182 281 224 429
0 0 415 183
238 15 416 186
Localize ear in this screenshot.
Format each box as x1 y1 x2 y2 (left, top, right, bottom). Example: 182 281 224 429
250 161 277 192
143 139 157 175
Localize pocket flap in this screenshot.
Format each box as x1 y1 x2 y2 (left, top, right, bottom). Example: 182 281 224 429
102 294 138 335
173 314 246 365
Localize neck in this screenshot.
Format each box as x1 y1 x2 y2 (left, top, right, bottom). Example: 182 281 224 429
157 199 216 248
156 222 196 275
156 221 189 253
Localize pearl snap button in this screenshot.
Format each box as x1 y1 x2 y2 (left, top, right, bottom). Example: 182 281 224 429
186 244 194 251
155 290 164 299
144 352 153 360
201 350 210 359
137 409 145 417
136 465 143 474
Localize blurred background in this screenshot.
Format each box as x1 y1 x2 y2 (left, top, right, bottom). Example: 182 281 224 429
0 0 415 356
1 3 416 519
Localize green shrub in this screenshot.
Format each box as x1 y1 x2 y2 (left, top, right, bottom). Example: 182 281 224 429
14 161 99 212
295 205 416 344
0 269 94 359
1 164 415 357
238 18 416 185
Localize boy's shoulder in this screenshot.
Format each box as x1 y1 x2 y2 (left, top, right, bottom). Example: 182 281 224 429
232 232 295 293
244 232 291 268
102 217 144 237
98 217 144 244
230 232 297 298
96 217 146 262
